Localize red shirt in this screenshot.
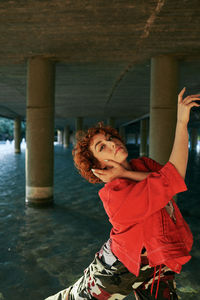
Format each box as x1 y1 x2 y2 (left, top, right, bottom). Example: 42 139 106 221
98 157 193 276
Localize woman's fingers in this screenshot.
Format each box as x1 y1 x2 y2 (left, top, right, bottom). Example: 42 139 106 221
188 102 200 109
177 88 200 124
178 87 200 104
91 169 104 176
92 168 112 180
92 162 121 182
187 94 200 97
91 169 109 182
183 97 200 105
178 87 186 103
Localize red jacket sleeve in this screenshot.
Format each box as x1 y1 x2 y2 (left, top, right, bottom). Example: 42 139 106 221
99 161 187 226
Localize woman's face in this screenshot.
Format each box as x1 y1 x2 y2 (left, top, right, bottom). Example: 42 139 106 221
89 132 128 168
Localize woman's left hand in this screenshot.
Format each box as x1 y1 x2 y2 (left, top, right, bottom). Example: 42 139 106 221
91 160 127 182
177 88 200 124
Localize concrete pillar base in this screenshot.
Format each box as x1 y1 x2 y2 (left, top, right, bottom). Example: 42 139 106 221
15 149 21 154
26 186 53 206
26 198 53 207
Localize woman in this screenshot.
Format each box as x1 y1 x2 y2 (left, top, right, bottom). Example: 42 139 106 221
45 88 199 300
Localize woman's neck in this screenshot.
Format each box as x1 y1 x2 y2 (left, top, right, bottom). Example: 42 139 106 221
122 160 132 171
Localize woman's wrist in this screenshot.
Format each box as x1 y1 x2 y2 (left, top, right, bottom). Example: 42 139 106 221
176 119 188 127
122 170 150 181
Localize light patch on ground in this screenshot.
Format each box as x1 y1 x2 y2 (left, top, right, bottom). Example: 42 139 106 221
178 286 199 294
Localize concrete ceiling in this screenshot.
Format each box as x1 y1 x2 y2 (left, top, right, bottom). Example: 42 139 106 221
0 0 200 130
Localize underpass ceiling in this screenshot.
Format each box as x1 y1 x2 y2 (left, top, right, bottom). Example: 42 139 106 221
0 1 200 130
0 60 200 130
1 1 200 64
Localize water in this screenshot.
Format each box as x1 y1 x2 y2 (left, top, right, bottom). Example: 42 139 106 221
0 143 199 300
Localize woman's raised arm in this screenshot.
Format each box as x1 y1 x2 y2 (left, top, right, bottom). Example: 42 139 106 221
92 88 200 183
169 88 200 179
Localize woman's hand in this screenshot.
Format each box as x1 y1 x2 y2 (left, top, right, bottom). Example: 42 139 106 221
169 87 200 179
177 87 200 124
91 160 150 183
91 160 127 183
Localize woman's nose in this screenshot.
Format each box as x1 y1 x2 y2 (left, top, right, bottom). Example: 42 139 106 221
108 140 116 148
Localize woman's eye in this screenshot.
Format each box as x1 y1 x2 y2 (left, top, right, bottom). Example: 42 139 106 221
108 136 113 141
100 145 105 151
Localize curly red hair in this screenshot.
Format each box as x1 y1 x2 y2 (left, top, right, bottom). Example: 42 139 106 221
72 122 124 184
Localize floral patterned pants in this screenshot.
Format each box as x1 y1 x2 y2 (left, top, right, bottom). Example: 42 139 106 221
45 240 178 300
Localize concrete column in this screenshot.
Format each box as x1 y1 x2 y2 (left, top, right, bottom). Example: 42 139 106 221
57 130 61 143
76 117 83 132
71 131 76 146
57 129 63 144
60 130 64 144
149 55 178 164
74 117 83 142
140 118 148 156
135 133 139 146
14 116 21 154
26 57 55 206
64 125 70 148
107 117 115 128
119 126 126 144
190 128 198 151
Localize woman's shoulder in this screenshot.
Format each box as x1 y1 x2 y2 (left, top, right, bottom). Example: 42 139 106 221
130 156 163 172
